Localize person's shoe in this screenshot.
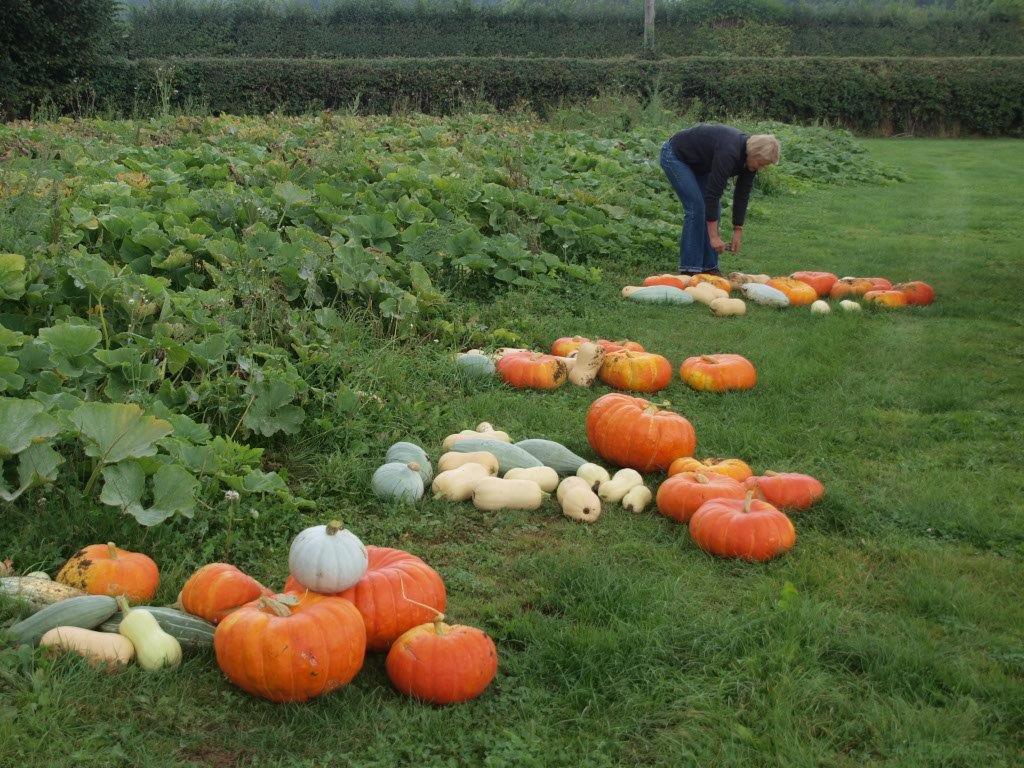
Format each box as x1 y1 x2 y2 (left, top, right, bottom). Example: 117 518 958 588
677 269 702 276
700 268 723 276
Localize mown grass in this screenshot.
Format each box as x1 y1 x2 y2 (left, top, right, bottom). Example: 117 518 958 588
1 136 1022 767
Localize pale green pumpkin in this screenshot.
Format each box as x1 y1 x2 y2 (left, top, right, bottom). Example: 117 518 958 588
372 461 426 502
385 442 433 483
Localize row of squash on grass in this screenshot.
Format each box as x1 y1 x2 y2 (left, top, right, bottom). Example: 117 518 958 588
458 338 757 394
371 392 823 561
3 532 497 705
624 271 935 313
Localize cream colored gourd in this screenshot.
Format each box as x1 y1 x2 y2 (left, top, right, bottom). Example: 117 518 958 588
576 463 610 489
26 571 50 580
811 300 831 314
709 297 747 317
685 283 729 305
431 462 492 501
558 477 601 523
116 597 181 671
728 271 770 287
622 485 653 513
442 423 512 451
472 477 545 511
503 466 559 493
40 626 135 665
598 468 644 503
437 451 499 475
839 300 862 312
567 342 605 387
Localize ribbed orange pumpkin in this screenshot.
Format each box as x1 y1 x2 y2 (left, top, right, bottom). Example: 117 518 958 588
385 616 498 705
864 289 909 308
791 271 838 297
496 351 568 390
586 393 696 472
829 277 875 299
656 472 746 523
551 337 645 357
691 273 732 292
643 274 691 289
284 546 446 652
599 339 645 353
895 281 935 306
864 277 893 290
679 354 757 392
766 277 818 306
668 457 753 482
744 472 824 510
56 543 159 602
214 593 366 702
689 492 796 562
598 350 672 393
180 563 271 624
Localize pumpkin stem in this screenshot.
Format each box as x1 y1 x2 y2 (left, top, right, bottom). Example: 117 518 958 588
115 595 131 614
258 596 293 617
696 473 709 484
432 615 448 635
743 490 755 514
764 470 779 477
326 520 343 535
106 542 118 559
700 355 719 364
407 462 421 473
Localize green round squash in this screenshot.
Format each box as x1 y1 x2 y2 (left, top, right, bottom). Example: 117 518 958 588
372 461 425 502
456 352 496 377
385 442 433 483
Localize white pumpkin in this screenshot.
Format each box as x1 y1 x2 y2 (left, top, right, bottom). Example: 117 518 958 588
287 521 368 593
810 300 831 315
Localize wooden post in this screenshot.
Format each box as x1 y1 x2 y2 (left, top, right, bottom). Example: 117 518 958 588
643 0 656 52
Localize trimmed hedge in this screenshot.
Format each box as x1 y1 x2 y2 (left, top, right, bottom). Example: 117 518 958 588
86 57 1024 136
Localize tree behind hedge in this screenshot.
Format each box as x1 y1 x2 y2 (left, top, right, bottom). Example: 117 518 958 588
0 0 120 119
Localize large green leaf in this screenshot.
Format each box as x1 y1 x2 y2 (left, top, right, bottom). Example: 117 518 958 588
0 397 60 458
71 402 173 465
100 461 198 526
0 254 27 301
243 379 305 437
38 323 102 377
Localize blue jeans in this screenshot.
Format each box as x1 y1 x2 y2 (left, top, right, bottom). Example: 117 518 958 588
660 141 720 273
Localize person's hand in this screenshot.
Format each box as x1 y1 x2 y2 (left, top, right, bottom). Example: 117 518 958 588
730 228 743 255
709 235 727 254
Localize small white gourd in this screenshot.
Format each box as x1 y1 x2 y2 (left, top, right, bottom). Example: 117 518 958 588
598 468 644 503
504 466 559 493
288 520 368 593
709 297 747 317
810 300 831 315
472 477 545 511
839 300 862 312
432 462 492 501
437 451 500 475
116 597 181 671
576 463 610 489
372 461 425 502
558 477 601 523
622 485 653 513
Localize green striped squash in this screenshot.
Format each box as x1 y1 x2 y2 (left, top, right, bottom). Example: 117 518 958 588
451 439 542 474
99 606 214 650
7 595 118 646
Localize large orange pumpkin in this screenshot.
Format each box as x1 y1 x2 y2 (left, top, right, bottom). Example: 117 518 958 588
385 616 498 705
496 351 568 390
180 563 272 624
598 350 672 393
643 274 690 290
551 337 645 357
586 393 696 472
668 457 753 482
766 277 818 306
284 546 446 652
895 281 935 306
744 472 824 510
791 271 838 297
690 273 732 292
679 354 757 393
656 472 746 523
864 289 909 308
56 543 159 602
689 492 796 562
214 593 366 702
829 278 876 299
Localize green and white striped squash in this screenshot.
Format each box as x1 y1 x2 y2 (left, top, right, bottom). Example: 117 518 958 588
100 606 215 651
515 439 588 475
626 286 694 304
450 439 542 474
7 595 118 646
372 461 426 502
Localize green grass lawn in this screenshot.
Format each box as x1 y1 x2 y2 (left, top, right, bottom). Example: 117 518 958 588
2 134 1023 767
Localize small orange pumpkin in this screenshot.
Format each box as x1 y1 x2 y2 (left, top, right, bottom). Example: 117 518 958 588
598 339 645 353
56 543 159 602
690 273 732 292
895 281 935 306
551 336 591 357
744 472 824 510
680 354 757 393
284 546 446 652
180 563 272 624
829 277 876 299
598 350 673 393
689 492 796 562
864 277 893 290
668 457 753 482
386 615 498 705
643 274 690 290
586 393 697 472
864 289 909 308
656 472 746 523
496 351 568 390
766 277 818 306
791 271 838 297
214 593 366 702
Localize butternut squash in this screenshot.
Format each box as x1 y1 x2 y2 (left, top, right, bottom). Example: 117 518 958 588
437 451 500 475
557 477 601 523
685 283 729 305
472 477 545 511
442 424 512 451
40 626 135 666
116 597 181 671
504 466 559 493
622 485 653 513
709 297 747 317
576 463 610 490
598 468 644 503
567 342 605 387
431 462 492 501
